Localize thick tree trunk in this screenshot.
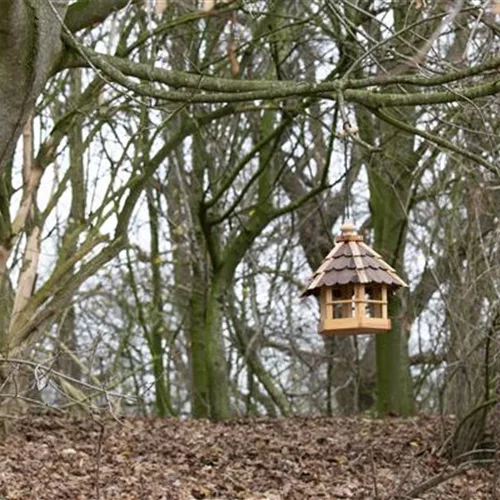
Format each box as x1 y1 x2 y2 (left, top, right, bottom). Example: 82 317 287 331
187 263 232 420
188 270 211 418
204 277 231 421
186 221 231 420
369 133 415 417
0 0 69 172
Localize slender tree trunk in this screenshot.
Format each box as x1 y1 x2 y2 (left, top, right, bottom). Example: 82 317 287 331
56 69 84 387
146 186 173 417
230 311 292 417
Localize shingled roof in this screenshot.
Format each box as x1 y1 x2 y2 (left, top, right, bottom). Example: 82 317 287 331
301 223 408 297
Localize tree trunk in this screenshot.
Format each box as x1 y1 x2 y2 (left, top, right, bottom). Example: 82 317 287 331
0 0 69 172
369 130 415 417
56 69 84 390
188 267 211 418
146 186 173 417
204 277 231 420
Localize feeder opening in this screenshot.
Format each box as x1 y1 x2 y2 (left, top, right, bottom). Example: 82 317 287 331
365 284 387 319
330 285 355 319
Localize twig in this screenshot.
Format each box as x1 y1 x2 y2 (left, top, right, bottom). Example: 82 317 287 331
95 421 105 500
388 456 416 499
437 398 497 457
401 462 471 499
370 448 379 499
0 357 135 401
492 377 500 498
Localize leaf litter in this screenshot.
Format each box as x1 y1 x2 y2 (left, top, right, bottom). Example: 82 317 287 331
0 414 493 499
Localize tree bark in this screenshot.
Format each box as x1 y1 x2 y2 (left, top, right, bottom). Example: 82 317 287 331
64 0 140 33
0 0 69 172
369 128 415 417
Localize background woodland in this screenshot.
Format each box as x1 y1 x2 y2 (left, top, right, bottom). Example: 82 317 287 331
0 0 499 462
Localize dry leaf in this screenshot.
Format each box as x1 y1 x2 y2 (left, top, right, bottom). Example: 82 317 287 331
493 0 500 14
97 91 108 116
202 0 215 11
1 415 490 499
155 0 168 14
228 42 240 78
61 448 77 456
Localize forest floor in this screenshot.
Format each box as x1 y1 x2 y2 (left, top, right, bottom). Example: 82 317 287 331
0 413 494 499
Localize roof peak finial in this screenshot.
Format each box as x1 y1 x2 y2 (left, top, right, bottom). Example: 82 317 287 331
341 221 356 234
337 222 362 242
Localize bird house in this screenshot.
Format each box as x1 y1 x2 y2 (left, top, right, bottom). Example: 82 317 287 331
301 223 407 335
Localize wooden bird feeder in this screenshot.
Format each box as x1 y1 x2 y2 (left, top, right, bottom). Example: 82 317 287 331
301 223 407 335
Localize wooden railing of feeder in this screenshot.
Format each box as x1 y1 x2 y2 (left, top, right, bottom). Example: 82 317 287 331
300 223 408 335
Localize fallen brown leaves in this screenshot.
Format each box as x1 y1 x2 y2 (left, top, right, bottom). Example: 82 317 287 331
0 414 492 499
